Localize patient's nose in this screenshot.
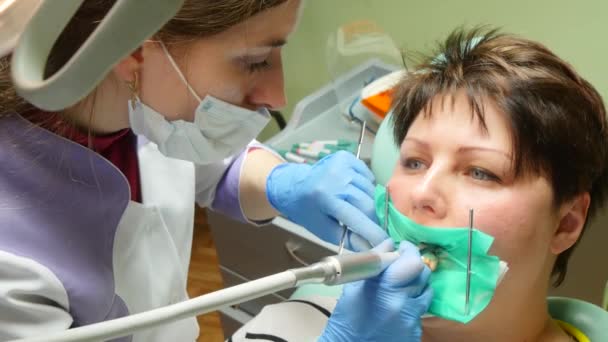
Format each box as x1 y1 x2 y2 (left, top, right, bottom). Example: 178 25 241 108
408 167 448 223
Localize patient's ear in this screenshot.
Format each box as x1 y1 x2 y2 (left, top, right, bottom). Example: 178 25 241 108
550 192 590 254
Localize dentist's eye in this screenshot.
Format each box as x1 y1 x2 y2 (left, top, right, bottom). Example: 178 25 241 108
246 60 271 73
469 167 500 182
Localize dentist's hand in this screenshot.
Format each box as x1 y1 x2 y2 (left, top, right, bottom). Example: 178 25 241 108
266 151 388 251
319 239 432 342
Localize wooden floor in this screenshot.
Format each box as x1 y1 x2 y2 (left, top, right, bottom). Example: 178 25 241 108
187 207 226 342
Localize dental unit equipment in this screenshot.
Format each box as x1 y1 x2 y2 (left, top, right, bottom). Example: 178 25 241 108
12 249 400 342
337 120 367 255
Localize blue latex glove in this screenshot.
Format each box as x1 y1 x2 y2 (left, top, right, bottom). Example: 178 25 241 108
266 151 388 251
319 239 433 342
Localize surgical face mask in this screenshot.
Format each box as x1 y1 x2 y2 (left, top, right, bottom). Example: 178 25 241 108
374 184 509 324
128 43 271 164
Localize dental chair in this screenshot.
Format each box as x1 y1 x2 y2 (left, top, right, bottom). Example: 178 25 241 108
288 114 608 341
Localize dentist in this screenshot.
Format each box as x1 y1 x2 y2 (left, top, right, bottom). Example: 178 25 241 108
0 0 431 341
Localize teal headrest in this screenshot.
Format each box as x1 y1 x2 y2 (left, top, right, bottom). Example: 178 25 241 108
548 296 608 341
371 112 400 185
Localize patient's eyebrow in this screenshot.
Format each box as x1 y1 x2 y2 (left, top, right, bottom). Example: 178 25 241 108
457 146 511 159
403 137 430 149
404 137 511 158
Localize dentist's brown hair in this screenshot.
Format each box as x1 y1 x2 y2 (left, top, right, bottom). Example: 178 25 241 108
0 0 288 121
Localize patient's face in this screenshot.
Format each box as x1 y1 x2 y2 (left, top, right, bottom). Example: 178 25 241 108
388 92 560 300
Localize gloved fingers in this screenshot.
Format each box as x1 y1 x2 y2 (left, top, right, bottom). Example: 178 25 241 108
351 158 375 182
345 230 375 252
345 236 392 254
400 265 432 298
382 240 426 287
349 172 376 199
349 157 376 181
265 162 309 210
314 218 377 251
309 216 348 246
343 186 376 223
332 151 375 181
376 265 430 303
416 285 434 313
371 238 395 253
397 239 422 254
325 199 388 247
397 284 434 322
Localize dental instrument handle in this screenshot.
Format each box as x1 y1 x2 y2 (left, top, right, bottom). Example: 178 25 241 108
318 250 400 286
12 271 299 342
12 249 399 342
338 120 367 255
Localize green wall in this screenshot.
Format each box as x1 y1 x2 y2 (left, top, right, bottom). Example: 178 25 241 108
259 0 608 140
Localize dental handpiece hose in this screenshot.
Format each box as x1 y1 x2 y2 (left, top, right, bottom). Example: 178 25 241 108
12 249 400 342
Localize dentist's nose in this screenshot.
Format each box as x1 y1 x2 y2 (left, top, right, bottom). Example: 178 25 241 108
246 60 287 110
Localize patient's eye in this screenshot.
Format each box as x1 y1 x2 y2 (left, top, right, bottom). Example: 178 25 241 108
469 167 500 182
404 158 425 170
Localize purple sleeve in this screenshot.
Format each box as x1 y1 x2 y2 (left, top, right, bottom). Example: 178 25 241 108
210 149 248 222
210 144 284 224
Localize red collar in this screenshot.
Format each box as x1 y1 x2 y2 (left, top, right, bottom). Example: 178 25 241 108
25 110 131 152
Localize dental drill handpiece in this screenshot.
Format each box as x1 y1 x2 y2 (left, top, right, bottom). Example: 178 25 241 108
14 250 401 342
337 120 367 255
294 248 401 286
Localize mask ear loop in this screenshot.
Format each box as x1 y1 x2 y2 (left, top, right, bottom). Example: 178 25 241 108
158 41 202 102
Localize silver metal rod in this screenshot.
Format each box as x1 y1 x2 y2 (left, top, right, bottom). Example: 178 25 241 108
355 120 366 159
383 187 390 232
337 224 347 254
338 120 367 254
465 208 474 316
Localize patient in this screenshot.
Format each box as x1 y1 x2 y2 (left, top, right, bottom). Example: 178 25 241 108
387 27 608 341
231 27 608 341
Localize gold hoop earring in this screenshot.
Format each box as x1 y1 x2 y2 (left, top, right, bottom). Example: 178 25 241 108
126 73 139 108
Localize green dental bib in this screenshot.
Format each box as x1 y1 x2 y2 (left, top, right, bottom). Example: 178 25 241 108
374 185 508 324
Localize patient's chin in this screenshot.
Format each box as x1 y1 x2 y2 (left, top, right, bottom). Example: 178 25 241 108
421 315 464 328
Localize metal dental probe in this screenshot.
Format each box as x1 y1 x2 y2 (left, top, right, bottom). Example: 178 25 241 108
337 120 367 255
383 186 389 232
465 208 474 316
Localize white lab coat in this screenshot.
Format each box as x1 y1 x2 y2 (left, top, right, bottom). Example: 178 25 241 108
0 113 250 342
112 139 202 341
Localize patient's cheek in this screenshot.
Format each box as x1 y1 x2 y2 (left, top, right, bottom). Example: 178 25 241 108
386 178 410 212
473 201 548 264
